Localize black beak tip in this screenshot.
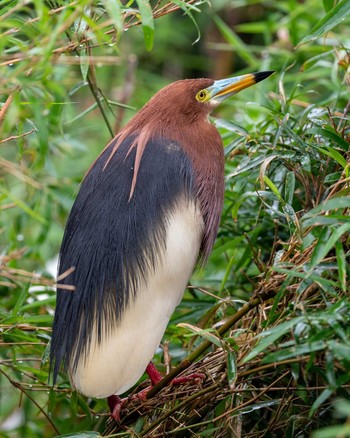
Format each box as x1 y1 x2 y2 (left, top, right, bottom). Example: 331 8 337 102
254 70 275 83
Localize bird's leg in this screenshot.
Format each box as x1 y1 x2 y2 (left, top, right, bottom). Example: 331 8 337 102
146 361 205 387
108 362 206 421
107 361 162 419
107 394 126 422
146 361 205 388
171 372 206 385
145 362 163 385
130 362 206 403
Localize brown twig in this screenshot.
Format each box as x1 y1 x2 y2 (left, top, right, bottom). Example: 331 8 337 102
0 368 60 435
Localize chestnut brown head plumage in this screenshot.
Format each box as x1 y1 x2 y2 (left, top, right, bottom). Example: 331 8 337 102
50 71 274 417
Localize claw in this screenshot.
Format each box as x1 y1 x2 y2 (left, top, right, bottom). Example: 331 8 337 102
107 364 206 421
171 372 206 386
107 394 126 422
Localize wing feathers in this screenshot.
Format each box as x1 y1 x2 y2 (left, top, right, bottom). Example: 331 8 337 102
50 137 196 382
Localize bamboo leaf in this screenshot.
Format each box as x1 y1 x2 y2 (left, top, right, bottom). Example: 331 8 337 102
102 0 123 32
241 317 303 363
318 146 347 168
171 0 202 44
302 197 350 221
335 240 347 292
313 425 350 438
227 351 237 388
2 187 48 225
54 433 101 438
136 0 154 51
79 48 89 82
263 175 283 201
11 283 30 316
309 223 350 270
213 15 258 66
310 126 349 150
298 0 350 46
284 171 295 205
177 323 222 348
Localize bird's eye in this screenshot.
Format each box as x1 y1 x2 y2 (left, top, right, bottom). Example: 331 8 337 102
196 90 208 102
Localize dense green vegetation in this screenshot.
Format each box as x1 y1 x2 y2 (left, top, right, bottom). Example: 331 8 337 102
1 0 350 436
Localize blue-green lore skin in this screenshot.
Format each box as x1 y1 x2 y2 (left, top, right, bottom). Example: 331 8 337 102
197 71 275 104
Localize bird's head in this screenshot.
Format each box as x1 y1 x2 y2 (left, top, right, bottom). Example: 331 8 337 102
140 70 275 123
106 71 274 198
195 70 275 110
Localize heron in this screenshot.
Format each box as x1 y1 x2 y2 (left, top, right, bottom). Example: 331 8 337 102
50 70 274 419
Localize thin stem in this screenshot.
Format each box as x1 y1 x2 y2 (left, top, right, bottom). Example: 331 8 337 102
146 294 266 399
86 44 114 137
139 381 222 436
0 368 60 435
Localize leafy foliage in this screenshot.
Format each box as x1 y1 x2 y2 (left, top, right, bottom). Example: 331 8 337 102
1 0 349 437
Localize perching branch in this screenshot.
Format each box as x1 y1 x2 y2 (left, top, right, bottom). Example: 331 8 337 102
146 293 267 399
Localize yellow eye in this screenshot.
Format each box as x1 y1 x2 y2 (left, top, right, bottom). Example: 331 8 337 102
196 89 208 102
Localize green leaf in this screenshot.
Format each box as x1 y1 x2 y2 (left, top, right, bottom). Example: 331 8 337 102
302 215 350 228
2 187 48 225
241 317 303 363
263 340 327 363
177 323 222 348
284 171 295 205
313 425 350 438
309 223 350 270
302 197 350 221
79 47 89 83
310 388 334 417
213 15 258 67
11 283 30 316
215 118 248 136
231 191 258 219
323 0 335 12
318 146 347 168
3 315 53 325
219 250 237 293
298 0 350 46
263 175 283 201
335 399 350 416
136 0 154 51
227 351 237 387
335 241 347 292
171 0 202 44
310 126 349 150
102 0 123 32
54 433 101 438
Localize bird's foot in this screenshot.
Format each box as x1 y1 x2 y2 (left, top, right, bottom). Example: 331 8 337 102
107 394 126 422
107 387 151 422
131 385 151 402
107 365 206 421
146 362 205 387
171 372 206 385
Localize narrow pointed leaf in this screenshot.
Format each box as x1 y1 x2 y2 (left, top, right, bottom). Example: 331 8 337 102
298 0 350 46
177 323 222 348
241 317 303 363
136 0 154 51
309 223 350 270
102 0 123 32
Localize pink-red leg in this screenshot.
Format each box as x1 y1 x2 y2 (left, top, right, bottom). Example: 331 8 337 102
145 362 163 385
146 362 205 388
107 394 126 422
171 372 206 385
108 362 206 421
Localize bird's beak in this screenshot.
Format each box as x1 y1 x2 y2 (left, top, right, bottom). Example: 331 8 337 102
207 71 275 103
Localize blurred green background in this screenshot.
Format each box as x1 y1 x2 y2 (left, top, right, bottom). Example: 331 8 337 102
1 0 350 437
